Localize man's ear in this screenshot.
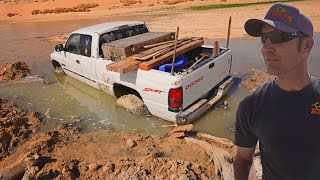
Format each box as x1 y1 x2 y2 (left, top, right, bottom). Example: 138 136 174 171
303 37 314 53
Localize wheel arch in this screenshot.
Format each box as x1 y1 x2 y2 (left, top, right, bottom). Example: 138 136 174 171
51 60 61 68
113 83 142 100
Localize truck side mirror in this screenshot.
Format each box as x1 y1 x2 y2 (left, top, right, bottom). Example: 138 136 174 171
55 44 64 52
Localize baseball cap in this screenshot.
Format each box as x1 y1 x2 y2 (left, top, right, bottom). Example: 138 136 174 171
244 3 313 37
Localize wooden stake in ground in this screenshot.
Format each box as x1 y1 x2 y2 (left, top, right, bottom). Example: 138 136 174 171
170 27 179 76
227 16 232 48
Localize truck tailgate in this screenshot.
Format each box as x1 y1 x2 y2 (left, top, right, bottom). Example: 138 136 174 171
182 50 232 109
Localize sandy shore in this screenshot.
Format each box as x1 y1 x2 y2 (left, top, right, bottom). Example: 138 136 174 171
0 95 235 179
1 0 319 39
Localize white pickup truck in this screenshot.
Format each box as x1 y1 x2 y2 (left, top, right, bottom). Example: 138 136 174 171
50 21 233 124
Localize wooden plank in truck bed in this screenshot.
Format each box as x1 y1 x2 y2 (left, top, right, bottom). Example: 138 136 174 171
132 38 194 61
106 57 137 72
132 38 191 58
106 38 204 74
118 61 141 74
107 59 141 74
101 32 174 60
139 39 204 71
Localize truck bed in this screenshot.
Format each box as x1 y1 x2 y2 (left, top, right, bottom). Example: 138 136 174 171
105 37 204 74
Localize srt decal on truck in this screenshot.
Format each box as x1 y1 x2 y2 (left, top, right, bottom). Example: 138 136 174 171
142 88 165 94
186 76 203 90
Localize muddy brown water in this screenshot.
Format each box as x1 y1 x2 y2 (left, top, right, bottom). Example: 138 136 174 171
1 17 319 141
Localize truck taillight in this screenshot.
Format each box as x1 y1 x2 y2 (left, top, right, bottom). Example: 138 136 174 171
168 87 183 111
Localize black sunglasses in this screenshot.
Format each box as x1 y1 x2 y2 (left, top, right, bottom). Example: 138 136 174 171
261 30 306 44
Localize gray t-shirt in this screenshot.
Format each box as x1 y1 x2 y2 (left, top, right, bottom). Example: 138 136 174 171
235 76 320 180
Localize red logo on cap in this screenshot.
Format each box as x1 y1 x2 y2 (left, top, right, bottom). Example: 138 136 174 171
272 6 293 23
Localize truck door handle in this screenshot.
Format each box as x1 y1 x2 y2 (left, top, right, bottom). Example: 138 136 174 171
209 62 215 69
76 60 80 64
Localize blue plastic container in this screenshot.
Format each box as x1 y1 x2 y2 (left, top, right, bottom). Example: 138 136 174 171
158 56 188 72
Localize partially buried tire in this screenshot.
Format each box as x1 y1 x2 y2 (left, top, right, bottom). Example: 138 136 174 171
52 60 65 75
54 66 65 75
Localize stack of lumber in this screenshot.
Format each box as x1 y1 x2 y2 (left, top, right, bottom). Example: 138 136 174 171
106 37 204 74
101 32 174 61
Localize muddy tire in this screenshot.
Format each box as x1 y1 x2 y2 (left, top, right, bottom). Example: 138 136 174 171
54 66 65 75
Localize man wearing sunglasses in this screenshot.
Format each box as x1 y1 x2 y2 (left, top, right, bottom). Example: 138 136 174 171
233 2 319 180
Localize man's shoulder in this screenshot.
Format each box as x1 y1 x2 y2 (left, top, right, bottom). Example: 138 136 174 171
310 76 320 96
242 79 275 104
311 76 320 87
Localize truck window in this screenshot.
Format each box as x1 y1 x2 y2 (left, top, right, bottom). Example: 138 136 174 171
80 35 92 57
99 24 149 57
133 24 148 35
65 34 80 55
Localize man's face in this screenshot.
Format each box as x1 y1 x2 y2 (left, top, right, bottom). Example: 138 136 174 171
260 25 304 76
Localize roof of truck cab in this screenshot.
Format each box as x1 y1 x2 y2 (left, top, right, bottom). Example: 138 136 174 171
72 21 145 36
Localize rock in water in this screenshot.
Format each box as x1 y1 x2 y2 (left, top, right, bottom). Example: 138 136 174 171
116 94 149 114
171 124 193 133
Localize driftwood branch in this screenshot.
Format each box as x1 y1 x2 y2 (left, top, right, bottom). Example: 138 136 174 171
185 137 234 180
196 132 234 148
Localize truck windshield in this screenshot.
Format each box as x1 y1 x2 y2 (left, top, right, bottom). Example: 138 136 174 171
99 24 149 57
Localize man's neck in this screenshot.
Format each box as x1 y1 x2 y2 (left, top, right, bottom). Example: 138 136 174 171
276 73 311 91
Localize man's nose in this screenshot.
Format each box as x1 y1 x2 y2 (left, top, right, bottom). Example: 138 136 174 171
261 38 275 53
